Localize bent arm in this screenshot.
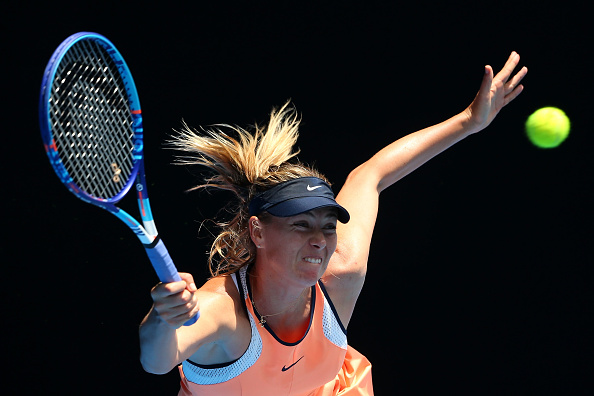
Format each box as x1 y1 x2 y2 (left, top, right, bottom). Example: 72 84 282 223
138 274 225 374
139 274 203 374
139 275 241 374
325 113 475 318
324 53 527 323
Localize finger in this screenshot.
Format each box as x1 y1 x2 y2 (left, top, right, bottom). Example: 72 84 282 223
168 306 201 328
166 287 196 308
153 288 199 319
150 280 188 300
178 272 197 292
505 66 528 93
503 84 525 107
495 51 520 83
161 292 198 315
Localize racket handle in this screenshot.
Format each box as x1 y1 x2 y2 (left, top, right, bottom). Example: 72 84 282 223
145 238 199 326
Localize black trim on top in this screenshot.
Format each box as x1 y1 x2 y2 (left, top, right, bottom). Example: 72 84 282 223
318 280 347 336
186 356 240 369
235 270 250 318
143 235 161 248
246 271 315 347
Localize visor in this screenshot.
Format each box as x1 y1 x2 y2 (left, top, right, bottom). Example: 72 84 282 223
248 177 350 223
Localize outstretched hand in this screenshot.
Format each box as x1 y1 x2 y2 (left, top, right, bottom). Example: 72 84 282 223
465 51 528 133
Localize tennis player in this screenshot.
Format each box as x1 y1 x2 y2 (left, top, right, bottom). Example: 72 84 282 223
139 52 527 395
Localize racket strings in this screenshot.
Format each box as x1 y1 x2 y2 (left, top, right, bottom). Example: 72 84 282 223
50 39 136 200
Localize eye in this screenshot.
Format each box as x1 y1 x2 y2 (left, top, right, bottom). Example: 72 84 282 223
324 224 337 232
293 221 309 228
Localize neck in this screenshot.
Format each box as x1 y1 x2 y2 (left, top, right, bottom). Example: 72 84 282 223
248 264 311 325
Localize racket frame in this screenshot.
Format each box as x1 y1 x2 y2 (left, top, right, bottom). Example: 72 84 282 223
39 32 154 244
39 33 198 324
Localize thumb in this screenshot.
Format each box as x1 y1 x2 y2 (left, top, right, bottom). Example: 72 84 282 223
477 65 494 101
178 272 197 292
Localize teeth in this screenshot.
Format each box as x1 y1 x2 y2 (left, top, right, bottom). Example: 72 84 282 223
304 257 322 264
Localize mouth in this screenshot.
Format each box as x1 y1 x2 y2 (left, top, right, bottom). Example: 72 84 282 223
303 257 323 264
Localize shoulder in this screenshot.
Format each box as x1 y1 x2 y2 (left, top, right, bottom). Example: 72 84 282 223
183 274 251 365
197 274 247 331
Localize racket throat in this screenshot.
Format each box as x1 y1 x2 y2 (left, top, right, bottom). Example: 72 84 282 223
112 208 156 245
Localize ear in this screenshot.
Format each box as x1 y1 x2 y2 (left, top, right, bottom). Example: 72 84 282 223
248 216 263 248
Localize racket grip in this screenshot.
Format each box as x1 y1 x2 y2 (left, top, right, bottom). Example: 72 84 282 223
145 238 199 326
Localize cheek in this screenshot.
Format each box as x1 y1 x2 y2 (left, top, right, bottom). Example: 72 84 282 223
326 235 338 254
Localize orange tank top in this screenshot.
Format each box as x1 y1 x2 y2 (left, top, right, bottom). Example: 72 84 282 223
177 266 373 395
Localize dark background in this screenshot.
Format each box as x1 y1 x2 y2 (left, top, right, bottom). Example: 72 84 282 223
3 0 592 394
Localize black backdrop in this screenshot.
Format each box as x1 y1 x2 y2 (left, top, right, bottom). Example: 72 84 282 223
4 1 592 394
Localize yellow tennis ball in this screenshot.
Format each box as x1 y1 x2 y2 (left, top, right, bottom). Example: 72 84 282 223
525 107 570 148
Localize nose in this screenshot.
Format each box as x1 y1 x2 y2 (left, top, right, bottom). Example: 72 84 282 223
309 230 327 249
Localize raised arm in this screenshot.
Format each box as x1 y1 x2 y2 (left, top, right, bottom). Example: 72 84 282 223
356 51 527 195
324 52 527 323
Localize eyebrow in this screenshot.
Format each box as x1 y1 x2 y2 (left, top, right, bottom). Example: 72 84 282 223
299 210 338 220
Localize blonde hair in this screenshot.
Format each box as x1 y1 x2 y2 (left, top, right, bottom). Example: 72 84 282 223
170 101 328 277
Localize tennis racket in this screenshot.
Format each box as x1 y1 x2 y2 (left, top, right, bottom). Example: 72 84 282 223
39 32 197 325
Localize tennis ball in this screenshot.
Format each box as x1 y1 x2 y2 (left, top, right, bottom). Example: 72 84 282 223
525 107 570 148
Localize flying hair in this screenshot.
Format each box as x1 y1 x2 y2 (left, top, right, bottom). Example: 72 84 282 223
169 101 328 277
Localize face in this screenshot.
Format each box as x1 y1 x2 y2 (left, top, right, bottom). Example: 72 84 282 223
251 207 338 287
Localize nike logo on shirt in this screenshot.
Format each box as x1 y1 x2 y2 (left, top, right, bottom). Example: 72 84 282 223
282 355 304 372
307 185 322 191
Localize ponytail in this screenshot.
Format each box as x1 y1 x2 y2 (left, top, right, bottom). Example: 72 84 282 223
169 101 328 276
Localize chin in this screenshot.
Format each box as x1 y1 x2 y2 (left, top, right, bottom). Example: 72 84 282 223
298 261 327 283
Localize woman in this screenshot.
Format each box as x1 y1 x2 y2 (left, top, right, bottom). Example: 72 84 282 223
139 52 527 395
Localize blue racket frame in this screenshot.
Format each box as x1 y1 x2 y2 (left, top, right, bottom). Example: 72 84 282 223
39 32 198 325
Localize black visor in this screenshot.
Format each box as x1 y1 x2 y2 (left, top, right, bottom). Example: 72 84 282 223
248 177 350 223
